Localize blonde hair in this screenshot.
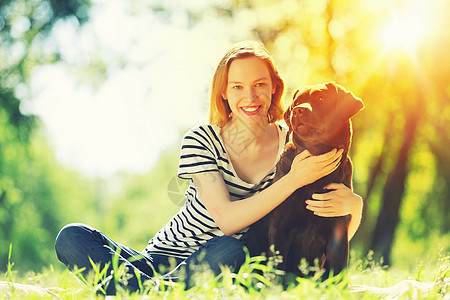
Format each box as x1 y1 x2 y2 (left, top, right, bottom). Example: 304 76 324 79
209 41 285 127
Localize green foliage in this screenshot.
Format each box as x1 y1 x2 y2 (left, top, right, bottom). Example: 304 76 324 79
0 0 93 272
0 129 98 272
0 248 448 299
1 0 449 276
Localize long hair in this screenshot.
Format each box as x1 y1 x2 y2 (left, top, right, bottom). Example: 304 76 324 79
209 41 285 127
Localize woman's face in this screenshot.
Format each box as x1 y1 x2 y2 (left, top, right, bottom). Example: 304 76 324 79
223 56 275 125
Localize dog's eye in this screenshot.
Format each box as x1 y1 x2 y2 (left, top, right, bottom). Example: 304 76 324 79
318 97 324 101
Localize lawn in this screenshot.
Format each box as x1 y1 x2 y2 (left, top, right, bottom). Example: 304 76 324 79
1 249 448 299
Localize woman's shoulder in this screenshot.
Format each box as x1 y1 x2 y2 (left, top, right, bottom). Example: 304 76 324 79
183 124 220 138
181 124 225 150
274 121 289 146
275 121 289 133
187 123 218 132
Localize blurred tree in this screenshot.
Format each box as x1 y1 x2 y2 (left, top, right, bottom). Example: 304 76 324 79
370 77 422 265
367 0 450 264
0 0 91 271
416 7 450 236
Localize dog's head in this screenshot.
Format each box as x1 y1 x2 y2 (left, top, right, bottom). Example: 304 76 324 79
285 82 364 152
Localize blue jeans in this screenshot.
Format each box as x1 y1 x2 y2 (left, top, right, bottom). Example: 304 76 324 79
54 223 246 295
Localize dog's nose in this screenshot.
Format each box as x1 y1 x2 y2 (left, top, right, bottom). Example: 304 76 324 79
293 103 313 115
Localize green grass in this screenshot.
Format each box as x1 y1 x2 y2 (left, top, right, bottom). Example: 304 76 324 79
1 250 448 299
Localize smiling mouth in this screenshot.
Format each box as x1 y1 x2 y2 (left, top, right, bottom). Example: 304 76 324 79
240 105 262 115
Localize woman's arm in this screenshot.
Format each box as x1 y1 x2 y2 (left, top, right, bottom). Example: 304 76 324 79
192 149 343 236
305 183 363 241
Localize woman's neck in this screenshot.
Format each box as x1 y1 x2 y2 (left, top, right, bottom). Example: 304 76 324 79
221 116 274 156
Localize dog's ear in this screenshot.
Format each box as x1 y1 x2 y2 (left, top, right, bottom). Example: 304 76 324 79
284 89 300 128
335 84 364 120
292 89 301 100
325 81 338 93
284 103 293 128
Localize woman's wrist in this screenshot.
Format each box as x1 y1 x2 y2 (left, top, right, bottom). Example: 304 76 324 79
282 172 306 194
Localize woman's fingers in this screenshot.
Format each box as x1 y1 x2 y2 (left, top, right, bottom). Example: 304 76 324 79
296 149 312 160
324 182 347 191
289 148 344 187
321 149 343 175
306 198 349 217
314 148 339 162
306 183 362 217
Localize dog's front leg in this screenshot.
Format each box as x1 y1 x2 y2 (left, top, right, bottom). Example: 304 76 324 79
267 215 297 273
324 217 350 277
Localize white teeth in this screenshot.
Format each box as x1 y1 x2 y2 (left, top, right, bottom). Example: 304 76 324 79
242 106 260 112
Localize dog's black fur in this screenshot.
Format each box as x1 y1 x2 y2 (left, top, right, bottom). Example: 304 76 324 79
245 82 364 281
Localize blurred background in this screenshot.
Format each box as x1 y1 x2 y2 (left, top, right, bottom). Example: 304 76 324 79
0 0 449 273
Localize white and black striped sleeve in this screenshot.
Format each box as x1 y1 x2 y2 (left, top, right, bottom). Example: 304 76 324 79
178 127 219 179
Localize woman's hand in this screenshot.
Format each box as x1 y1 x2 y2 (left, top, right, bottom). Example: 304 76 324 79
305 183 362 217
306 183 363 240
286 149 344 190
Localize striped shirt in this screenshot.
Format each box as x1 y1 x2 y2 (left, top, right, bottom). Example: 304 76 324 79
144 123 288 259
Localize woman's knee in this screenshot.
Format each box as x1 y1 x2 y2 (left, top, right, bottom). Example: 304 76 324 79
224 236 246 261
204 236 246 268
54 223 92 262
214 236 245 254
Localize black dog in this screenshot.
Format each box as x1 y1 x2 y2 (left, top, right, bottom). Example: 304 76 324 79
246 82 364 280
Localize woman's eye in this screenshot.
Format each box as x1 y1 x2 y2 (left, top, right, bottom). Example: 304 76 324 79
255 82 266 87
232 85 242 90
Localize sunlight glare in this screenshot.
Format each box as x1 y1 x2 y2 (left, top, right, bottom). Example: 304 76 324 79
380 0 430 53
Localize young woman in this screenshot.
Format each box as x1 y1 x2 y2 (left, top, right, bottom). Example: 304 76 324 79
55 41 363 295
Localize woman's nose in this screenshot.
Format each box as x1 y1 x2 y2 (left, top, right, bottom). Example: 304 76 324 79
245 87 257 100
